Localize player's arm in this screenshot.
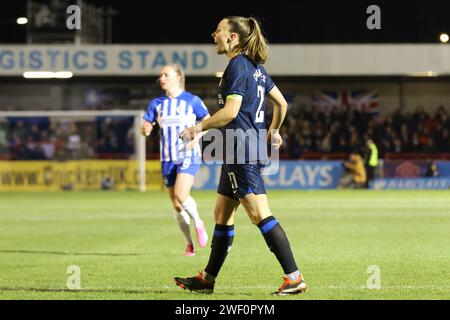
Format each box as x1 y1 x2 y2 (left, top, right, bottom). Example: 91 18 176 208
266 85 288 149
267 85 287 131
198 96 241 131
194 114 211 139
142 100 157 137
180 96 241 140
141 120 154 137
186 114 211 150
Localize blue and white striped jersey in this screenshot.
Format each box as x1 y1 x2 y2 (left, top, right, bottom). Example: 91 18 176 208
144 91 209 162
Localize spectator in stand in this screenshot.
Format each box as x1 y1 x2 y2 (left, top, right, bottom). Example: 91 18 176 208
279 127 289 156
320 131 332 152
417 123 430 149
330 121 341 150
124 126 135 155
400 124 411 152
300 120 313 141
30 124 42 142
67 123 82 159
380 138 393 156
40 130 56 159
393 137 402 153
425 161 439 177
96 137 108 154
105 129 119 153
409 132 420 152
12 121 28 145
25 131 46 160
81 123 96 159
348 125 360 149
423 137 438 153
435 128 449 152
336 135 351 153
290 135 304 158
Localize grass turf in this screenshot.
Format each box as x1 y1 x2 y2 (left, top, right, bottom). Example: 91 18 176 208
0 190 449 300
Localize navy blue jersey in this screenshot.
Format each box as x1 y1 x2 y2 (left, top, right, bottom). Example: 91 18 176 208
218 54 275 164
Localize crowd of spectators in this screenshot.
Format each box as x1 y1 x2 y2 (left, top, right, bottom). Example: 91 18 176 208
0 116 135 160
276 105 450 159
0 105 449 160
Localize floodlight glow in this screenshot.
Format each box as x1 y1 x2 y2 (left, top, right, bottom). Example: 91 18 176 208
23 71 74 79
23 72 54 78
408 71 438 77
440 33 449 43
16 17 28 25
54 71 73 78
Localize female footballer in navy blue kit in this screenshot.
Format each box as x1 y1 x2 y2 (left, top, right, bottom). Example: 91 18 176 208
175 17 307 295
141 64 209 257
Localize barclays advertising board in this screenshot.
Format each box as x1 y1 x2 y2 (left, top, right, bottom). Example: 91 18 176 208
372 178 450 190
192 161 344 190
436 161 450 177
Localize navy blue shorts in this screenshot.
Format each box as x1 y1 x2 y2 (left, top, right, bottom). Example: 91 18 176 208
217 163 267 200
161 159 200 187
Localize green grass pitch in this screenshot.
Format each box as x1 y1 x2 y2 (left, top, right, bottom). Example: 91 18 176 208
0 190 449 300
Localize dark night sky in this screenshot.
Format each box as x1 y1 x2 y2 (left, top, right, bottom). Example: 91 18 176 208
1 0 450 44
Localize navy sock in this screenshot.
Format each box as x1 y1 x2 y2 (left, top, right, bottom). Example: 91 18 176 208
257 216 298 274
204 224 234 278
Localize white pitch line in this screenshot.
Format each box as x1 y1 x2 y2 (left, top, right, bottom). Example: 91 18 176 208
162 284 450 290
2 284 449 294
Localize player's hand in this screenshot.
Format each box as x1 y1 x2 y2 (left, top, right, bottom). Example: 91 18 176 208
179 127 195 142
141 122 152 137
268 130 283 149
185 140 196 151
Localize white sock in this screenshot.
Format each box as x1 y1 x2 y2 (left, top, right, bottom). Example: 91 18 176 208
182 196 203 227
286 270 301 281
174 210 193 244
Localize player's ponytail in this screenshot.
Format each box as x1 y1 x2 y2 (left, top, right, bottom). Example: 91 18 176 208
244 17 268 64
225 16 268 64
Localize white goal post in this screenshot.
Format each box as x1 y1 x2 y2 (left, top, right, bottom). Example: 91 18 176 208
0 110 147 192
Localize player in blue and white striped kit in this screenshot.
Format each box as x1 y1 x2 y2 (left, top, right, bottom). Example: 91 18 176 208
141 64 209 256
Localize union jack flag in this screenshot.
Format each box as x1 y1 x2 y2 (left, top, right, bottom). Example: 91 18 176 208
311 89 379 114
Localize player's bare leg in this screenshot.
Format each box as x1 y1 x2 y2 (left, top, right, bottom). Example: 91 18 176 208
213 193 240 225
238 193 271 224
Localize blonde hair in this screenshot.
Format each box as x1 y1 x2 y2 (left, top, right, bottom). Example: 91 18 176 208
225 16 268 64
164 64 185 89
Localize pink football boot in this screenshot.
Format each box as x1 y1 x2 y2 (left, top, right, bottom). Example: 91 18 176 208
185 243 195 256
195 221 208 248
